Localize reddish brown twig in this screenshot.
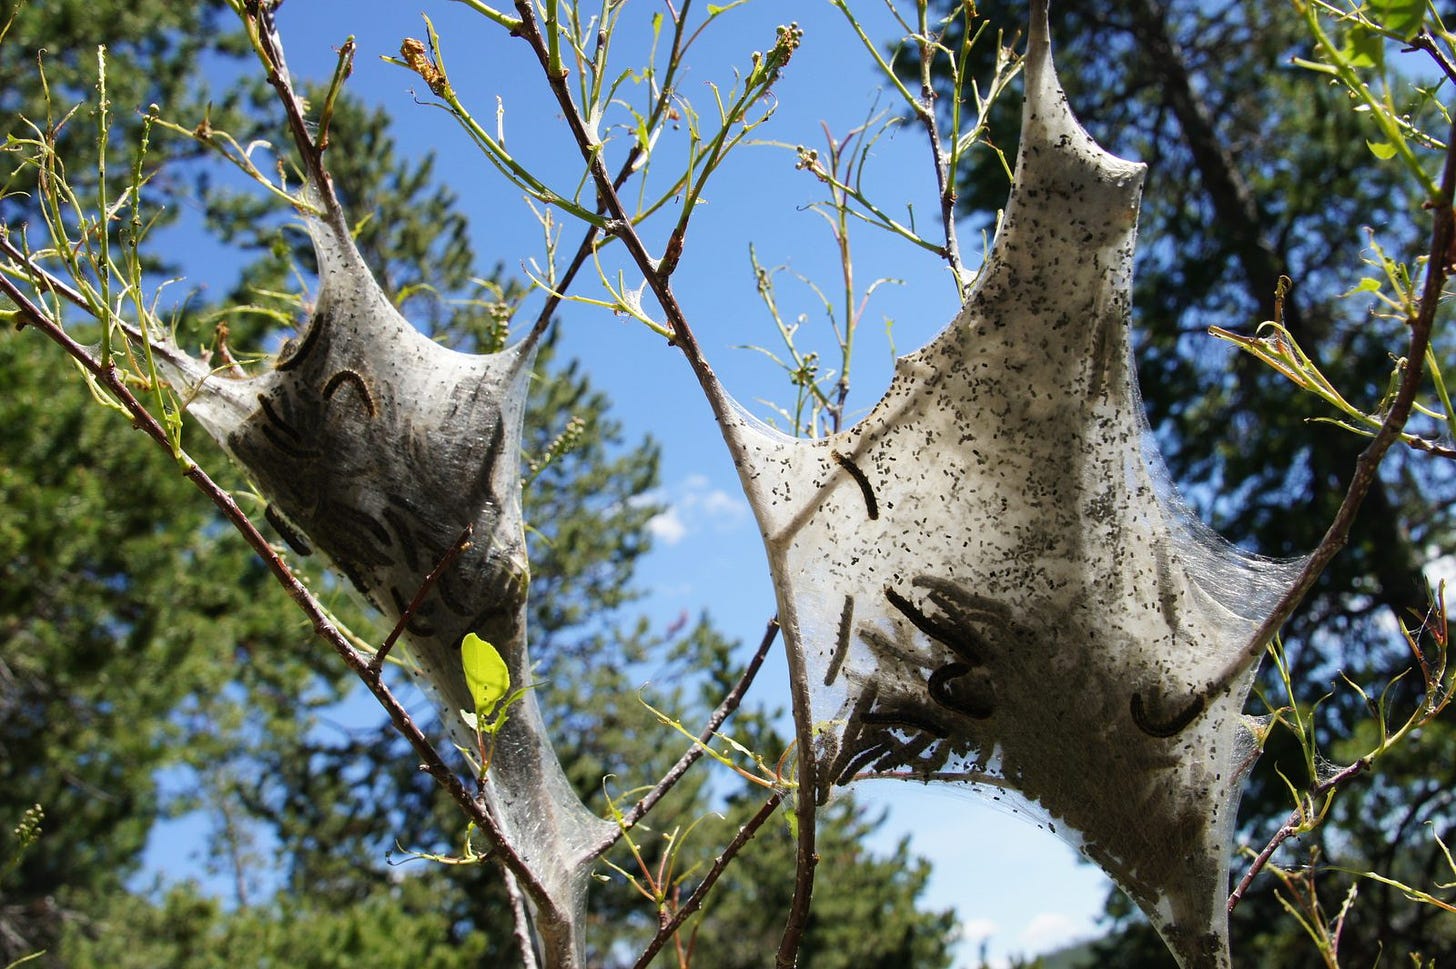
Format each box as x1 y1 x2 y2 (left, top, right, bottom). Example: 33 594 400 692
630 790 785 969
1228 757 1372 913
596 617 780 855
370 522 474 674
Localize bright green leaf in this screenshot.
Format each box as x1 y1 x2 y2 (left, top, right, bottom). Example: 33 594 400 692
1368 0 1426 38
1366 139 1398 160
461 632 510 722
1340 26 1384 70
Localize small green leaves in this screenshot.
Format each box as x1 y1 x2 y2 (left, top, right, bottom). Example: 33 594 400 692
461 632 510 724
1340 24 1386 70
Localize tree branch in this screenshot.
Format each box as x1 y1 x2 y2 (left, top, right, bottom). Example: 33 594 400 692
1228 756 1372 912
913 4 963 283
629 790 785 969
524 0 697 347
595 617 779 856
504 869 543 969
369 522 474 674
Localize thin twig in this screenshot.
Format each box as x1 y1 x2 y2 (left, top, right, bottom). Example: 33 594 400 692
508 0 750 411
914 4 963 282
2 234 112 314
594 617 779 856
629 790 785 969
370 522 474 674
774 768 817 969
504 869 543 969
524 0 696 347
1400 432 1456 460
1406 29 1456 88
1228 757 1372 912
247 0 339 219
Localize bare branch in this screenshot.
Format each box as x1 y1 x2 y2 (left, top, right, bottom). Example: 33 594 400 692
505 870 543 969
595 617 779 855
1228 758 1372 912
913 5 964 282
630 791 785 969
370 522 475 674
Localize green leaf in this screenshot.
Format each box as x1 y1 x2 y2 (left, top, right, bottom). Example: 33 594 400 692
1367 0 1426 38
1366 139 1398 160
461 632 510 722
1340 25 1384 70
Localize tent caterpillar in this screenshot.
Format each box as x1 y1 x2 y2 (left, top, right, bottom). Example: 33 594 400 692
824 595 855 686
884 584 986 666
323 368 377 417
264 504 312 556
1130 691 1206 739
273 320 321 371
259 423 321 459
257 393 301 439
927 662 994 719
831 450 878 520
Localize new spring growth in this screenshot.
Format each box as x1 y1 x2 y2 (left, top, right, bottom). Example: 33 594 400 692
748 23 803 90
461 632 510 731
528 415 587 481
794 145 828 183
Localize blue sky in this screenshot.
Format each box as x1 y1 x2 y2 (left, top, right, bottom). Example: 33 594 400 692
145 0 1122 963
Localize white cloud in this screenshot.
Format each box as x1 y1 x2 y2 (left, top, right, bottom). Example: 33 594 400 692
700 487 747 518
647 506 688 545
641 476 748 546
954 918 1004 969
1018 911 1084 952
